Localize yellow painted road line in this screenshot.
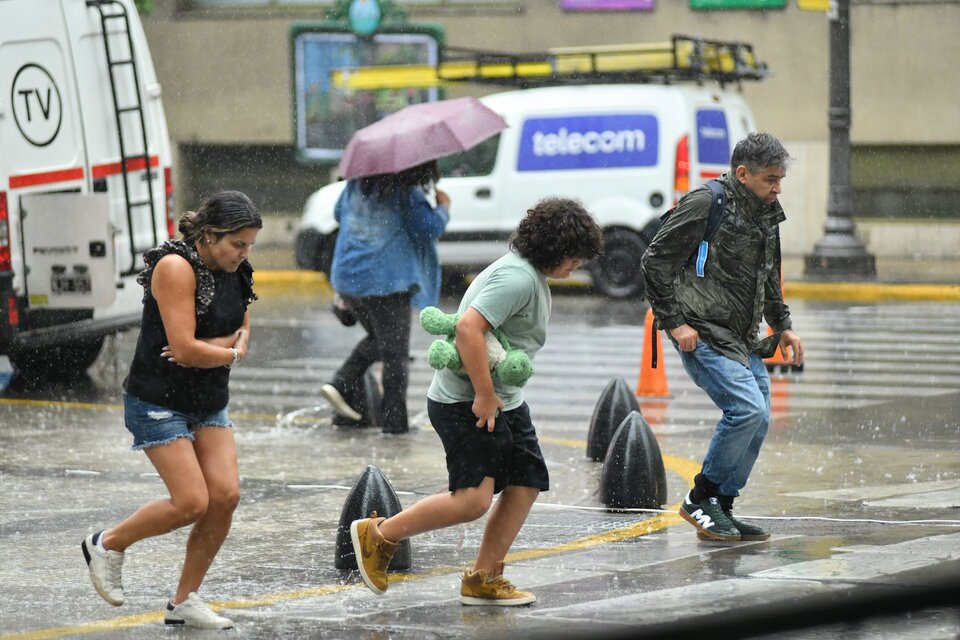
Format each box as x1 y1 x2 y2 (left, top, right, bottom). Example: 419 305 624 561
0 398 300 428
251 269 960 301
0 611 164 640
0 397 118 411
3 408 695 639
254 270 328 286
784 281 960 302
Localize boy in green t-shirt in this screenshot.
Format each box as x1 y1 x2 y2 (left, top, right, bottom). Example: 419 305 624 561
350 197 603 605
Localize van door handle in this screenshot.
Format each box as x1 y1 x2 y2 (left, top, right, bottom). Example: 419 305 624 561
475 187 492 199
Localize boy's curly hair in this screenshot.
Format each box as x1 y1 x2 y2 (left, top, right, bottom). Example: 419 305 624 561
509 197 604 272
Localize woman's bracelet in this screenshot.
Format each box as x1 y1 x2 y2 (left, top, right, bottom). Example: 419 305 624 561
225 347 240 369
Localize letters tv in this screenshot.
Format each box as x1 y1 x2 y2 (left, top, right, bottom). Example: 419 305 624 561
517 114 658 171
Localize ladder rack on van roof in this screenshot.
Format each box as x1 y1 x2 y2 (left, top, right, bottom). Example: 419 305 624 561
330 35 767 92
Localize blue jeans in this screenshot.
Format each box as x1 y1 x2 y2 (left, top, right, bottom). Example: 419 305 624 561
676 341 771 497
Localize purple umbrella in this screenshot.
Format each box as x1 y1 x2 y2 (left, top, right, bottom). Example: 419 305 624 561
338 96 508 180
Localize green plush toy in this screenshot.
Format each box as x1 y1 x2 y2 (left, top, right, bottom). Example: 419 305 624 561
419 306 534 387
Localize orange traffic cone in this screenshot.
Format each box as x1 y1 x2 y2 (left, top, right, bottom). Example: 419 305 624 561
636 308 670 398
769 376 791 432
764 263 802 373
763 324 790 373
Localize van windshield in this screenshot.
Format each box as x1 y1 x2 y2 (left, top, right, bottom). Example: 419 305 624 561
438 134 499 178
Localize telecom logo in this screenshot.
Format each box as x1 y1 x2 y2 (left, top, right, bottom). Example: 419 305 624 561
517 114 658 171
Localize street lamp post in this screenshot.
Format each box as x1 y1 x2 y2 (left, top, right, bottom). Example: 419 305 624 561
804 0 876 280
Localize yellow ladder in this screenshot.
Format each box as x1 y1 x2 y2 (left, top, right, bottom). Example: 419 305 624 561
329 35 766 91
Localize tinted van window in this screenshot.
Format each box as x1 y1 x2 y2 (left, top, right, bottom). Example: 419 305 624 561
438 134 499 177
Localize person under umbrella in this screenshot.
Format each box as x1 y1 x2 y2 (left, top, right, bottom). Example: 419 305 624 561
320 97 506 434
320 160 450 433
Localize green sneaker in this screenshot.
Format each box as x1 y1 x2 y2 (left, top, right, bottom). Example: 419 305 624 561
724 510 770 541
696 505 770 541
679 493 740 541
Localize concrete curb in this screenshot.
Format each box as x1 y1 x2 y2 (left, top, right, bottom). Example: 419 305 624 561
254 270 331 289
254 270 959 301
784 281 960 302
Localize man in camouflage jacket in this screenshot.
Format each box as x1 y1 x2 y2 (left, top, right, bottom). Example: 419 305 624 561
640 132 804 542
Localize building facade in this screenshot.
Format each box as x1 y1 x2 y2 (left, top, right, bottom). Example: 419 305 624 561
142 0 960 259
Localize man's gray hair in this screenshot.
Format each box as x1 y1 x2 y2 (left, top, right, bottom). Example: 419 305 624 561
730 132 792 173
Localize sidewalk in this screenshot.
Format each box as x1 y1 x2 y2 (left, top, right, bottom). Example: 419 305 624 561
780 255 958 285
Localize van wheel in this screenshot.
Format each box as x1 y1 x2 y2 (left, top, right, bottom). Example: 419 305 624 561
9 337 105 380
589 229 648 299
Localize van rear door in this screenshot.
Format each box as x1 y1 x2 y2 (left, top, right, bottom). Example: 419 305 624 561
21 193 116 309
693 106 733 187
62 0 168 276
691 92 756 188
0 0 87 289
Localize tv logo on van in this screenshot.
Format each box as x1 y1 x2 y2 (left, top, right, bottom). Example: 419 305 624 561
517 114 658 172
12 63 63 148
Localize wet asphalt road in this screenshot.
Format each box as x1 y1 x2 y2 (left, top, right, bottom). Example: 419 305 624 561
1 284 959 639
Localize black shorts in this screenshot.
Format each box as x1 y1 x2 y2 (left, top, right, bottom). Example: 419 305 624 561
427 398 550 495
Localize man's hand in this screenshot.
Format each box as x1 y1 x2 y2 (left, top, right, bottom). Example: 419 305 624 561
779 329 804 366
472 391 504 433
669 323 699 352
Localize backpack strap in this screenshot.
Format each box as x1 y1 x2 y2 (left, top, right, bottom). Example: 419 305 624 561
651 316 659 369
693 179 727 277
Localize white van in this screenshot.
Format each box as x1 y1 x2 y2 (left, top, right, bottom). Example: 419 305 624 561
295 83 754 298
0 0 173 377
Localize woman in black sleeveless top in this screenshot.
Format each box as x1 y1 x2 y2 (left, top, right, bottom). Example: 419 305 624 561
81 191 261 629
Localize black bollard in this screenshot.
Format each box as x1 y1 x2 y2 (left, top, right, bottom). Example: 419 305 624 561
334 465 411 571
586 377 641 461
357 369 383 429
600 411 667 510
361 369 382 429
332 370 381 428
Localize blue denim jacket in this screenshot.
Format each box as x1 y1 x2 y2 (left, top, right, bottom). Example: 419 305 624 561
330 180 449 309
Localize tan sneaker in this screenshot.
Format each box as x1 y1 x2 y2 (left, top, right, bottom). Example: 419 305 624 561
459 562 535 606
350 511 399 595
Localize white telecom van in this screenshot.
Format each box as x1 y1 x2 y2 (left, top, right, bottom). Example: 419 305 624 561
0 0 173 377
296 83 754 298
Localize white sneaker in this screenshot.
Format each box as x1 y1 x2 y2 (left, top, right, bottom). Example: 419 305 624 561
81 531 124 606
320 383 362 421
164 592 234 629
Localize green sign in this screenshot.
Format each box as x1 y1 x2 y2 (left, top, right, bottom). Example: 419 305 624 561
690 0 786 9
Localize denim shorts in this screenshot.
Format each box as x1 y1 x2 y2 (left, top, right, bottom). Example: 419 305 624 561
123 392 233 450
427 399 549 495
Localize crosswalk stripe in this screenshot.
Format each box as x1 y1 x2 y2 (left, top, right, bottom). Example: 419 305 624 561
235 306 960 427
